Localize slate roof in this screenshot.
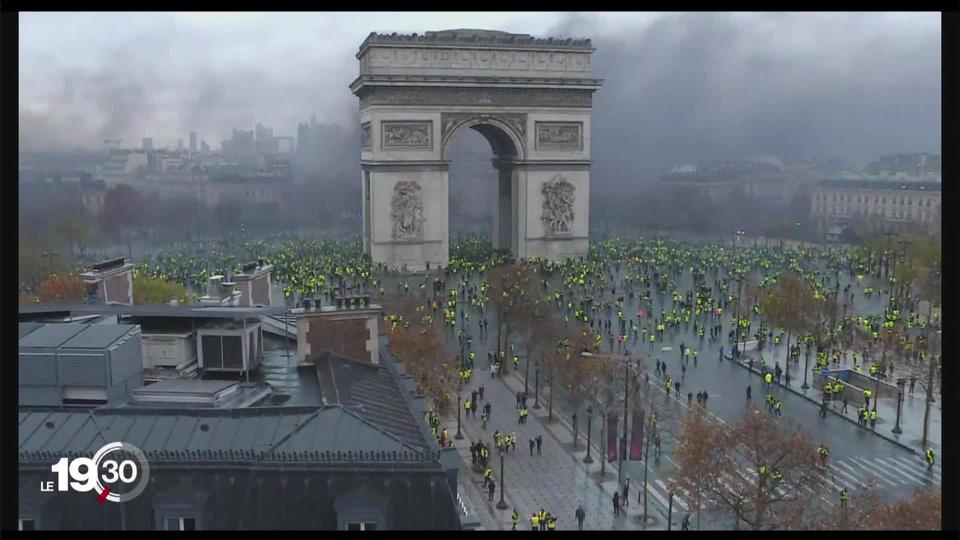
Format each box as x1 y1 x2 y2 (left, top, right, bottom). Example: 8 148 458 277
313 352 428 451
60 324 138 349
18 322 43 339
18 406 431 463
18 323 88 348
19 304 288 319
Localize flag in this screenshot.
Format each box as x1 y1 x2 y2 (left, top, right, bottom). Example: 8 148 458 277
629 407 645 461
607 414 619 463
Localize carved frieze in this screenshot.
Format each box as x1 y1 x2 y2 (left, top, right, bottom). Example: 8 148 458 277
358 87 593 109
541 175 576 235
361 122 371 149
391 181 425 241
536 122 582 151
381 121 433 150
364 47 591 74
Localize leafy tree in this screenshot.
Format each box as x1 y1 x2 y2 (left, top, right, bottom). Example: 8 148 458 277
132 274 194 305
760 274 818 376
35 273 86 303
54 202 99 261
671 405 829 530
487 263 538 372
99 184 145 239
384 298 457 414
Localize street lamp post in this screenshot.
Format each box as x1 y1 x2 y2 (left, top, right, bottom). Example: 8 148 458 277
618 363 629 487
455 392 464 440
583 406 594 464
496 448 509 509
533 364 541 409
801 347 811 390
892 379 905 434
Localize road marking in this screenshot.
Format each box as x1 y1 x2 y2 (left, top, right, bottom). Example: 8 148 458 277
829 463 869 489
884 456 941 483
817 471 845 492
872 458 930 486
835 459 897 488
654 479 689 510
643 481 673 510
850 456 909 486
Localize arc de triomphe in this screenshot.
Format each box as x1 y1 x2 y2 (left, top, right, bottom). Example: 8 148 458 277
351 29 602 270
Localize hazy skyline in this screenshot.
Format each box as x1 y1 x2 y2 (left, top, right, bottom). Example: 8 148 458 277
19 12 941 187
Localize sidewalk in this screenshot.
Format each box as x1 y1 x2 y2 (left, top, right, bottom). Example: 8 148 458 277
442 363 667 531
736 349 940 454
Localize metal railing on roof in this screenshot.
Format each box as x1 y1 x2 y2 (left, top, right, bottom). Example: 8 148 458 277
19 448 441 464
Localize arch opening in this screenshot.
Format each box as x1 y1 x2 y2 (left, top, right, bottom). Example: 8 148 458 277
444 121 522 253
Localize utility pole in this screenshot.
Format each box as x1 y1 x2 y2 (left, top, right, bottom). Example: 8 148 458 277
618 361 629 487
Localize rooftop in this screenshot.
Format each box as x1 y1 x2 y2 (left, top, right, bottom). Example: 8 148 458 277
314 351 428 450
19 303 289 320
816 178 942 191
18 405 430 463
19 322 90 348
358 29 593 53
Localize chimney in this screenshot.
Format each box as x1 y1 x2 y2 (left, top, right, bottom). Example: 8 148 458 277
207 275 224 298
303 298 312 311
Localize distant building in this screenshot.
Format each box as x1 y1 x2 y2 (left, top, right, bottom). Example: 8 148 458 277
865 153 940 178
811 177 941 238
189 131 198 152
297 122 310 153
142 137 154 151
661 158 788 204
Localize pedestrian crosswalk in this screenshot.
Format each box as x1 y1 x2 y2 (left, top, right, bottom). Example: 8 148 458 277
646 453 941 518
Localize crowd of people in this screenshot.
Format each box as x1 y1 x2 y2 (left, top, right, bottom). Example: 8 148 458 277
127 233 939 529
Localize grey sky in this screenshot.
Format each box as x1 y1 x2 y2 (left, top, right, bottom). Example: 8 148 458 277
19 12 940 187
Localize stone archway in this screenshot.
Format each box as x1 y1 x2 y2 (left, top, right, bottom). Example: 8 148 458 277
351 29 602 271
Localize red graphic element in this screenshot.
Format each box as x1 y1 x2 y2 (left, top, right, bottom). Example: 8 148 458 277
97 487 111 504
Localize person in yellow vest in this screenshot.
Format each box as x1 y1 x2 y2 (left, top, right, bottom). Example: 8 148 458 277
764 372 773 387
926 448 936 469
511 509 518 530
531 512 540 531
547 515 557 530
869 409 877 428
864 388 872 407
539 509 547 531
840 488 849 507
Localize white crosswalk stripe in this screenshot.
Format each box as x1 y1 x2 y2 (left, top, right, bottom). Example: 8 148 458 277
829 463 870 489
873 457 932 486
884 455 941 483
816 471 846 492
835 459 897 488
850 457 911 487
654 479 689 510
642 481 673 510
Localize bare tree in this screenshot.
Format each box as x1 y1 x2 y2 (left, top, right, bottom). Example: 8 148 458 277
671 405 829 530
